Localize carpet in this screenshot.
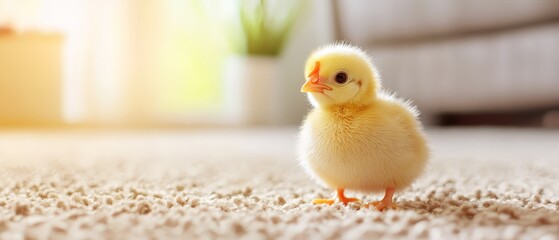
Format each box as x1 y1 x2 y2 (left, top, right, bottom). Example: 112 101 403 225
0 128 558 239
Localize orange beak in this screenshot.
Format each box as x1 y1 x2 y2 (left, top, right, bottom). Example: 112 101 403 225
301 61 332 93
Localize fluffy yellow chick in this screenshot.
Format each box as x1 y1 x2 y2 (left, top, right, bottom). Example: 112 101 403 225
298 43 429 211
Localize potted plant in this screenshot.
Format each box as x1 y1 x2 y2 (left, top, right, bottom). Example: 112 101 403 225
222 0 301 125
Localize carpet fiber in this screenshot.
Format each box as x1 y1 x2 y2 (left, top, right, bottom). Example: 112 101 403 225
0 128 558 239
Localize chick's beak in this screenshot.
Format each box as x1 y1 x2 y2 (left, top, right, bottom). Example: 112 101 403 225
301 79 332 93
301 61 332 93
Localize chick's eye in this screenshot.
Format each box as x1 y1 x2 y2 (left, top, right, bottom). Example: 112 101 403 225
334 72 348 84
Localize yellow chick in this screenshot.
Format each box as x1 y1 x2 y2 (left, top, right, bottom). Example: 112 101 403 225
298 43 429 211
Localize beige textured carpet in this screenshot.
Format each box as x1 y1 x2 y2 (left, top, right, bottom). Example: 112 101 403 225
0 128 558 239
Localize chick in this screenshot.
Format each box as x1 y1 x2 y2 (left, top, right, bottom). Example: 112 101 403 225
298 43 429 211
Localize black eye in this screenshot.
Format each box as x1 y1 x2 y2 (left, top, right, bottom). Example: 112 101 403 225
335 72 348 84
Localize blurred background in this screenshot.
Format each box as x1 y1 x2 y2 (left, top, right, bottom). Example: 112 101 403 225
1 0 559 129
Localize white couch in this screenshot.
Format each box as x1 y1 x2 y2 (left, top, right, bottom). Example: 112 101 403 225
335 0 559 119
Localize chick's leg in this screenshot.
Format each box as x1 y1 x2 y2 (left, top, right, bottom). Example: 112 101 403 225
313 189 360 205
365 187 400 211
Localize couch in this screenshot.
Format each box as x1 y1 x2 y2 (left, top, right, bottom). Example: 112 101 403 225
334 0 559 122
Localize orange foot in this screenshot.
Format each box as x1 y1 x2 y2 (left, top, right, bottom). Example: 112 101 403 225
364 200 400 211
313 189 360 206
365 187 400 211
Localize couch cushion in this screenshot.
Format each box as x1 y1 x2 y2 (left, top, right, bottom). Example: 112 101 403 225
367 23 559 113
337 0 559 44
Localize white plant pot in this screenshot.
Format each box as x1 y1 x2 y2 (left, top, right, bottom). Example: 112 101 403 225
222 55 280 125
